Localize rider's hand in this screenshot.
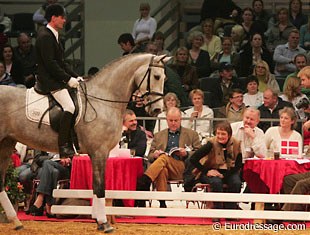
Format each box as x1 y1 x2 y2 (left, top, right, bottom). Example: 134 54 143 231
77 76 84 82
68 77 79 88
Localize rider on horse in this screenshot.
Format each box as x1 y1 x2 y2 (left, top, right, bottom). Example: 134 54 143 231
34 4 82 158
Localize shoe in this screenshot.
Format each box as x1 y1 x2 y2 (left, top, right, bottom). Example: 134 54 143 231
159 200 167 208
29 205 44 216
97 222 114 233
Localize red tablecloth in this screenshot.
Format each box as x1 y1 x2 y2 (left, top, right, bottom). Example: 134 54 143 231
243 159 310 194
70 155 144 207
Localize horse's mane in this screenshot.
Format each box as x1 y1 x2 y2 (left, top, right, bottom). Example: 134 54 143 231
88 53 148 81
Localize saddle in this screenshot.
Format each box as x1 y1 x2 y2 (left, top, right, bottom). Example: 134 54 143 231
26 88 81 150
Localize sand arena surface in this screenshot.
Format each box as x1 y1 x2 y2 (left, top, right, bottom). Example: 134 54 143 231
0 221 310 235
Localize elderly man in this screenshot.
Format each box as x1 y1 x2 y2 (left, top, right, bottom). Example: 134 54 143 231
231 107 267 162
13 32 37 88
136 107 201 208
258 88 294 132
121 109 147 157
273 29 306 77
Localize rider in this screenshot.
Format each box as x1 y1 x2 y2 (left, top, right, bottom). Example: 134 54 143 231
34 4 82 158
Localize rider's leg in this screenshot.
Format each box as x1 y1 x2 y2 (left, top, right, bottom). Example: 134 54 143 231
51 89 75 157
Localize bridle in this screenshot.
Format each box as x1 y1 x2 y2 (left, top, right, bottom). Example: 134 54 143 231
79 55 166 121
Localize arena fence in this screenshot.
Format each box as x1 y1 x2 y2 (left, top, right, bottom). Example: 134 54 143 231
52 190 310 221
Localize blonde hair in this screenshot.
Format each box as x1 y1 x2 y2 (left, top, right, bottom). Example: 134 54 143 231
283 76 301 102
189 89 204 100
173 47 189 64
253 60 271 82
231 25 245 39
163 92 180 110
298 66 310 79
279 107 297 130
187 30 204 45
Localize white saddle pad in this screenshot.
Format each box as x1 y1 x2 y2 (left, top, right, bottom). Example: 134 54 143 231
25 88 82 126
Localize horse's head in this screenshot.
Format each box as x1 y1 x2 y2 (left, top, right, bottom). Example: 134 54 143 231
134 54 172 116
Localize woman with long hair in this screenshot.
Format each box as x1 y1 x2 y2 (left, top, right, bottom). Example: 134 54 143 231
288 0 308 30
265 107 303 158
0 44 24 86
132 3 157 49
252 60 280 93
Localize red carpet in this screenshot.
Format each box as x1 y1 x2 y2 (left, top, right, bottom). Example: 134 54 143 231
19 211 309 227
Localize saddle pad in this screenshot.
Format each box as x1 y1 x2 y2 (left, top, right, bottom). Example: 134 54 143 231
26 88 50 125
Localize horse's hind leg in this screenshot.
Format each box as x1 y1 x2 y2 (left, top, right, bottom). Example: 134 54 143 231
90 152 114 233
0 138 23 230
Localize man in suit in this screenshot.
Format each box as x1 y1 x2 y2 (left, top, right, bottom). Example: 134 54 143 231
35 4 82 157
136 107 201 208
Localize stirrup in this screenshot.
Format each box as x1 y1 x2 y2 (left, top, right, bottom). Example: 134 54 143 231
59 143 75 158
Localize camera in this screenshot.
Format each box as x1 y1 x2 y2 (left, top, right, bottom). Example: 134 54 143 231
295 98 309 109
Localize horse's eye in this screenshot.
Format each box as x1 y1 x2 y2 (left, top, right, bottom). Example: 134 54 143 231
154 75 160 80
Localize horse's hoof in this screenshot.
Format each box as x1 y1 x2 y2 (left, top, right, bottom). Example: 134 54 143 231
97 222 114 233
14 225 24 230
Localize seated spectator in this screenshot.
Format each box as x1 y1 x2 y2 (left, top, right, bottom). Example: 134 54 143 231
252 0 271 33
273 29 306 77
183 121 242 215
200 19 222 60
0 60 16 86
167 47 199 97
154 92 181 134
252 60 280 93
1 44 24 86
283 53 308 91
209 62 241 108
299 17 310 50
265 107 303 157
136 107 201 208
282 171 310 211
231 107 267 162
243 75 263 108
183 89 214 141
121 109 147 157
152 31 170 56
117 33 142 55
212 37 240 71
288 0 308 30
29 153 71 217
230 24 246 53
258 88 294 132
200 0 241 35
266 8 296 52
240 7 255 44
188 31 211 78
13 33 37 88
132 3 157 50
225 88 246 123
280 76 309 120
237 33 273 77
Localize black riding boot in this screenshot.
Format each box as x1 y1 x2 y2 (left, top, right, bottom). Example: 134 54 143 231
58 111 75 158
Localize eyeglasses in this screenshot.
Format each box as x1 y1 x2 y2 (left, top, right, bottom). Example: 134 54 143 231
232 95 243 99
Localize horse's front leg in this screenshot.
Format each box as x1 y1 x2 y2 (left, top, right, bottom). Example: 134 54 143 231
0 139 23 230
90 153 114 233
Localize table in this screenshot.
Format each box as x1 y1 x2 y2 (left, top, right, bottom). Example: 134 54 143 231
70 155 144 207
243 159 310 194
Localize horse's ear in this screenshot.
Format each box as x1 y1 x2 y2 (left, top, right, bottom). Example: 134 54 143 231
156 54 172 64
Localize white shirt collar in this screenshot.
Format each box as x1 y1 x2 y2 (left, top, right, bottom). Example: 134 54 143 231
46 24 59 43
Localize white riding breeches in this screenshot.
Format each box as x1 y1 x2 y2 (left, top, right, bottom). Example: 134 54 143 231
51 89 75 114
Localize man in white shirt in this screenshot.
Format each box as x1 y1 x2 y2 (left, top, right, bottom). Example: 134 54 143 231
231 107 267 162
